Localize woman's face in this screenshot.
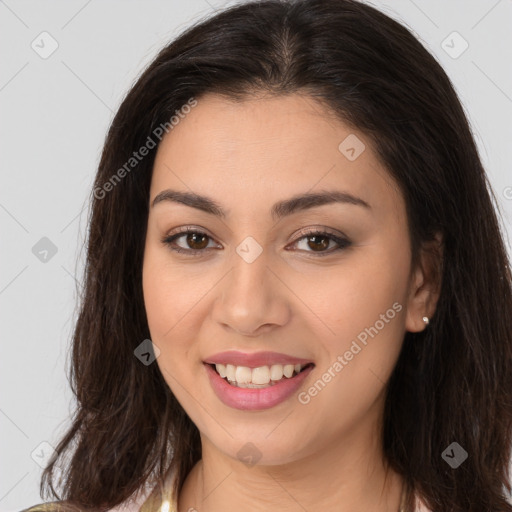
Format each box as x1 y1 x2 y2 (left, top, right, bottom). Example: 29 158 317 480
142 92 430 466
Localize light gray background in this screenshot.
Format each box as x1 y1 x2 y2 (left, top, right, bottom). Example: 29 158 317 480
1 1 511 510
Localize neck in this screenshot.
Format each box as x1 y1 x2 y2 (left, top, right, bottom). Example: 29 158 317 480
178 413 405 512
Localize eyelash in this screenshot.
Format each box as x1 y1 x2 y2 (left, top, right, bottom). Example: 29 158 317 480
161 227 351 258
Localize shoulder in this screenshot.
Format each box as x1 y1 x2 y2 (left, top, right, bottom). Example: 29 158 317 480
19 483 154 512
18 498 147 512
18 499 142 512
18 503 82 512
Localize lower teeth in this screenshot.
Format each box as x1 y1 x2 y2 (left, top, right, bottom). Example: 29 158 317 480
227 381 278 388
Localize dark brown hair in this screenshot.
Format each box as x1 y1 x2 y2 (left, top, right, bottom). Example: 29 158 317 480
32 0 512 511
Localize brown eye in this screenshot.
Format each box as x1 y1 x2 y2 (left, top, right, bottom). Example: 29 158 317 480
305 234 331 252
162 229 218 256
184 232 210 250
289 230 351 256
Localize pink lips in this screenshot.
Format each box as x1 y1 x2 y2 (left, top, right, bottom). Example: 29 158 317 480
203 350 315 411
203 350 313 368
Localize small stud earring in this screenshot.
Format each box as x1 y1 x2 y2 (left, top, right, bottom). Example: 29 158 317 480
422 316 429 325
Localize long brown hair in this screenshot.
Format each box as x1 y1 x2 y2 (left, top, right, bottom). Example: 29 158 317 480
35 1 512 510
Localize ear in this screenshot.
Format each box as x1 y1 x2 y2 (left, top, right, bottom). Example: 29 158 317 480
405 232 443 333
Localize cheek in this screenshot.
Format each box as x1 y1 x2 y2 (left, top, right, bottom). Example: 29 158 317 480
297 241 409 344
142 242 199 339
142 248 192 375
142 247 207 405
297 242 408 407
142 243 216 390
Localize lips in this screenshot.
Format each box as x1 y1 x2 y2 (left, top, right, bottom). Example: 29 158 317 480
203 350 315 410
203 350 313 368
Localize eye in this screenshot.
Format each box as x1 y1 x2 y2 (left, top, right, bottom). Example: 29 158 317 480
287 228 352 257
161 227 352 257
161 227 219 257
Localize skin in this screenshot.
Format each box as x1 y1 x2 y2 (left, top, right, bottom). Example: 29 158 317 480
142 92 442 512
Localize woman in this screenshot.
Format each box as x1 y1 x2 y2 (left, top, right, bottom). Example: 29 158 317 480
21 0 512 511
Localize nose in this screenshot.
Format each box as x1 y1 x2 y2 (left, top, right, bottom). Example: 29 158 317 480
211 245 291 337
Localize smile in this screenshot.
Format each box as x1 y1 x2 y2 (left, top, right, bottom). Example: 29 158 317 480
211 362 314 388
203 351 315 410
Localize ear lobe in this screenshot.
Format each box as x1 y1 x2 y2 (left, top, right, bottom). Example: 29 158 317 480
405 232 443 333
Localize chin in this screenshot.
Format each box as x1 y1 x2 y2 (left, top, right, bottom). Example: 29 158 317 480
202 424 312 467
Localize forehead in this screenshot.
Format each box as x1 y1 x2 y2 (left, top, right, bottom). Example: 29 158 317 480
150 93 404 223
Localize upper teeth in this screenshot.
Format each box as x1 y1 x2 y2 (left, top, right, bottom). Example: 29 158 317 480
215 363 305 386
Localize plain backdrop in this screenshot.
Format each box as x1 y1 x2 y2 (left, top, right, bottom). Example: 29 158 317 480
1 1 511 510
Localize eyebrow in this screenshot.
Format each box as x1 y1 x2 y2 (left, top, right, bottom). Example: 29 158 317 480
151 188 371 221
